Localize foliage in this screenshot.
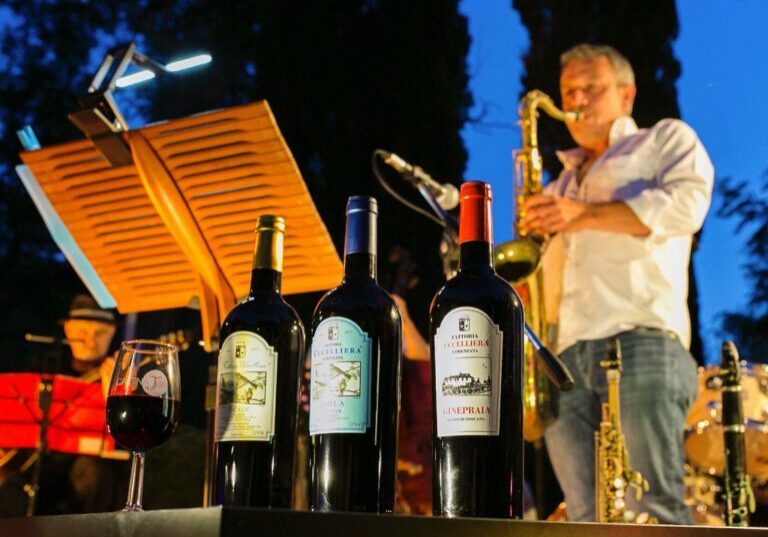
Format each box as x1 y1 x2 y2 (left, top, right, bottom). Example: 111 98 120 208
716 175 768 361
0 1 139 366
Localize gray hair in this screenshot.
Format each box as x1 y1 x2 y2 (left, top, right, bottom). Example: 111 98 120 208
560 44 635 86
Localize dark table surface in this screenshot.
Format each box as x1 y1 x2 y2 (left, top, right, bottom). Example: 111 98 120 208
1 507 766 537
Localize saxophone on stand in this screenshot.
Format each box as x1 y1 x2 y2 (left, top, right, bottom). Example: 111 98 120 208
720 341 755 527
594 338 654 523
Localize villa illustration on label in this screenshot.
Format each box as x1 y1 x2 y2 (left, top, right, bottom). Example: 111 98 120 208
441 371 492 396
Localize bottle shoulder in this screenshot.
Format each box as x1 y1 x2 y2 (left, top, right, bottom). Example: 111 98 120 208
315 278 398 312
430 270 523 319
221 294 304 338
312 278 401 327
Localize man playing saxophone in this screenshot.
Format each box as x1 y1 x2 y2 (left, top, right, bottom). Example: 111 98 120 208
520 44 713 524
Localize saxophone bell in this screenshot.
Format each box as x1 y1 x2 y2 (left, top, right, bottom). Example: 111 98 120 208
494 234 544 284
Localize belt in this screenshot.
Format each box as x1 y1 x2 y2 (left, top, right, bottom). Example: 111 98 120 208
627 326 677 339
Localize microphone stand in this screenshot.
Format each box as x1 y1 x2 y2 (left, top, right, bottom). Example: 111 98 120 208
414 182 460 280
22 334 64 517
26 376 53 516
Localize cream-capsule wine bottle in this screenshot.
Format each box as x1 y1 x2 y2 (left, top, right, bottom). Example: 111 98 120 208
212 215 305 508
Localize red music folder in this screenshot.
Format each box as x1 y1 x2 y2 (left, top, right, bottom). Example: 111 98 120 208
0 373 124 457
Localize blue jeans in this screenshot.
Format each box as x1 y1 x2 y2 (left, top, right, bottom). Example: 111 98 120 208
544 328 698 523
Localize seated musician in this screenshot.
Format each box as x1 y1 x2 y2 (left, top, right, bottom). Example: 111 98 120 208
61 294 118 383
0 294 126 516
521 44 714 523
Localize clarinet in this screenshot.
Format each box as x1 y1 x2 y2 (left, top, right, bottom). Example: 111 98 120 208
721 341 755 527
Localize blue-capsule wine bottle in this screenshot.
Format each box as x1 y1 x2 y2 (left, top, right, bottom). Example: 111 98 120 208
309 196 403 513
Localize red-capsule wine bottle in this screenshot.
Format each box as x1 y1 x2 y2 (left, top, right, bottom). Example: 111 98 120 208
212 215 305 508
309 196 402 513
430 181 525 518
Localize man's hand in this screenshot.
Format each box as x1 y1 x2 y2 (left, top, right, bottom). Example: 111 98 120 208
521 194 651 237
521 194 588 235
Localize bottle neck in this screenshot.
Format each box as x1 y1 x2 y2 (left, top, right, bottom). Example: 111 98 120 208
343 201 377 281
458 193 493 244
459 241 493 270
250 225 283 294
458 184 494 270
344 252 377 280
250 268 282 294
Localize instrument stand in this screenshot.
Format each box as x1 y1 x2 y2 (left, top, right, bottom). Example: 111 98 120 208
204 364 217 505
532 439 548 520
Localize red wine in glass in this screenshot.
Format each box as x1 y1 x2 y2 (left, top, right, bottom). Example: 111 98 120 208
106 339 181 511
107 395 180 452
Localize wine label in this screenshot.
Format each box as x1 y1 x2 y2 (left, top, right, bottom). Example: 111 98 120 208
434 307 502 437
214 331 278 442
309 317 372 435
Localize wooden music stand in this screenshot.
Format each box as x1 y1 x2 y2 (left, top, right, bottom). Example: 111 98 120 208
16 101 342 351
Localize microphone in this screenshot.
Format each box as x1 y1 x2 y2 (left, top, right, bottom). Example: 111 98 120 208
381 151 459 210
24 333 83 346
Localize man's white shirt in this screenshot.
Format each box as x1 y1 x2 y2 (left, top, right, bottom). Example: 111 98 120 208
545 116 714 353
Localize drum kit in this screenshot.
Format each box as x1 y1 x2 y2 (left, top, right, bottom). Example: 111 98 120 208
684 362 768 525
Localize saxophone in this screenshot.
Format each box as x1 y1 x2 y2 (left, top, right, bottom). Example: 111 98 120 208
594 338 653 523
494 90 580 441
721 341 755 527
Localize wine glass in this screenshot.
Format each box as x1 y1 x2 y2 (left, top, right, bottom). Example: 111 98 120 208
106 340 181 512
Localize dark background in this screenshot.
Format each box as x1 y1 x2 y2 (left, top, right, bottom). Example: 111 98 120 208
2 0 765 514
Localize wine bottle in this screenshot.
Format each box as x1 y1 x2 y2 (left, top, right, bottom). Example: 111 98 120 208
212 215 305 508
430 181 525 518
309 196 402 513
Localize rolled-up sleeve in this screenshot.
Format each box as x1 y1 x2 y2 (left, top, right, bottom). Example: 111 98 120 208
622 119 714 238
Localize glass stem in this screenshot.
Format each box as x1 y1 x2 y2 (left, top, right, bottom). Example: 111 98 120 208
125 451 145 511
